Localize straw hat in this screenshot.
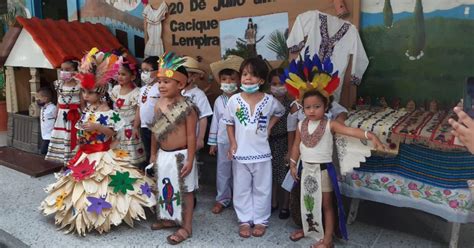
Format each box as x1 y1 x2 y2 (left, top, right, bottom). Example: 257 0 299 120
210 55 244 83
183 56 205 75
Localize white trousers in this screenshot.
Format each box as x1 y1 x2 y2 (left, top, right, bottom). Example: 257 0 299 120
232 160 272 225
216 143 233 206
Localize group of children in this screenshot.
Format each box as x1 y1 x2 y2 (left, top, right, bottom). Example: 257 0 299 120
38 48 386 247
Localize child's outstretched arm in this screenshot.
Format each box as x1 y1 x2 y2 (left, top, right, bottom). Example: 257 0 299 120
182 108 198 178
150 134 157 164
330 121 386 151
289 127 302 181
227 125 237 160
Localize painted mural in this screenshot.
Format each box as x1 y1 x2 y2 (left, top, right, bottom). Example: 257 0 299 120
358 0 474 107
68 0 145 58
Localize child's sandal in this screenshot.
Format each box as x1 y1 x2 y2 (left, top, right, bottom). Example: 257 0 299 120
252 224 266 237
238 224 251 238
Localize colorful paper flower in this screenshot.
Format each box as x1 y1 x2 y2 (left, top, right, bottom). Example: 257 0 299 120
108 171 137 194
55 192 68 209
115 98 125 109
86 196 112 215
111 112 121 123
114 149 129 159
68 158 96 181
140 182 152 198
97 114 109 125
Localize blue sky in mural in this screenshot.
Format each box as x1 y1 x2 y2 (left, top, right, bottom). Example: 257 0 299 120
362 4 474 28
220 12 288 60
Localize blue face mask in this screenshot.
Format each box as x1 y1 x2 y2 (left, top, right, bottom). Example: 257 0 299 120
240 83 260 94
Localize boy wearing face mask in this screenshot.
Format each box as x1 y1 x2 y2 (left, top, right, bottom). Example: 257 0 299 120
139 56 160 169
208 55 244 214
37 87 57 155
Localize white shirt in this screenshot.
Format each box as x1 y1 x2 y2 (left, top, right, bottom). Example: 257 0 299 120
40 103 57 140
287 100 348 131
223 93 285 163
208 94 230 145
287 10 369 102
139 83 160 128
299 119 333 163
182 86 213 119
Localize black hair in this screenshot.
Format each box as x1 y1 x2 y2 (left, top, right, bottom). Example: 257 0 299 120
62 60 79 71
120 58 137 75
267 68 284 83
219 68 239 78
240 57 269 92
37 87 53 101
177 66 189 83
142 56 159 71
302 90 333 113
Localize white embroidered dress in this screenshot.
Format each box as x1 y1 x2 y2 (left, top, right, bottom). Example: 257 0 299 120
142 2 168 57
46 80 81 165
111 85 145 165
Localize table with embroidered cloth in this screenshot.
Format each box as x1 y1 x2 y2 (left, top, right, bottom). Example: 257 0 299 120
334 108 474 248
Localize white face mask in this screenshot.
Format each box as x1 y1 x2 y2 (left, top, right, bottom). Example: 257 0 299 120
59 71 75 82
141 71 155 85
240 83 260 94
270 85 287 97
220 82 238 94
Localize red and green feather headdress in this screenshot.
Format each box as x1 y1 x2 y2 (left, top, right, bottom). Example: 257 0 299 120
281 48 340 100
76 47 124 94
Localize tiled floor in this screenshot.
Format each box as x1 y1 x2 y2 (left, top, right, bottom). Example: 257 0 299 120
0 165 473 247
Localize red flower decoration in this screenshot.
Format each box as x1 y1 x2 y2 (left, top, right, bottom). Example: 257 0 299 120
115 98 125 109
68 158 96 181
138 148 144 154
125 129 132 139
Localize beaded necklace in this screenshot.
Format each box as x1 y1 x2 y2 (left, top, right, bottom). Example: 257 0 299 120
301 117 328 148
58 81 78 106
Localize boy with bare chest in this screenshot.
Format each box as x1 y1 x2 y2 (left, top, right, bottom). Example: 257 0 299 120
149 53 199 245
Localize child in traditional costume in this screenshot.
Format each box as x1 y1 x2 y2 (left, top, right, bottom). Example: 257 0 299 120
46 58 81 166
224 57 285 238
40 48 156 236
149 53 199 245
284 54 385 248
208 55 244 214
139 56 160 168
110 58 146 166
267 68 292 219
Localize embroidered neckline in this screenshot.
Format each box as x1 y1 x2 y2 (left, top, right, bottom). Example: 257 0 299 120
318 14 350 62
235 94 270 125
301 118 328 148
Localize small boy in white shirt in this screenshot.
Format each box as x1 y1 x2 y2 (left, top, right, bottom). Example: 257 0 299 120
139 56 160 169
182 56 213 151
37 87 57 155
208 55 244 214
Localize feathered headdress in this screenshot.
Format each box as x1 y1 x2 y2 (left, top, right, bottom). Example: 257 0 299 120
281 48 340 100
76 47 123 94
157 52 188 83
